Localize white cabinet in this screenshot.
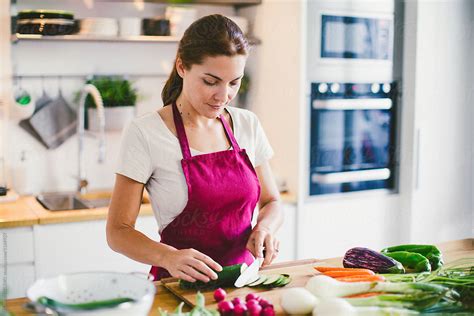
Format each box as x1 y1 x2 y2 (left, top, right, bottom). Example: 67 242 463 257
0 227 35 299
34 215 159 279
273 203 296 263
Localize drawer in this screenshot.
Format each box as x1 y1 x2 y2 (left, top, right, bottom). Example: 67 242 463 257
5 263 35 299
0 227 34 265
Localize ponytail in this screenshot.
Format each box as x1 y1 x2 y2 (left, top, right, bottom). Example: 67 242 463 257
161 64 183 106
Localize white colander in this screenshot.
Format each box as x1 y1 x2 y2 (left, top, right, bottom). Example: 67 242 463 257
27 272 156 315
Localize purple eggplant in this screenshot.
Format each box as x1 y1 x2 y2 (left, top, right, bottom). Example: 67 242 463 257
343 247 405 274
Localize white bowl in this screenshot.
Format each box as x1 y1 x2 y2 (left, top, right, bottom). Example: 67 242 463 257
27 272 156 315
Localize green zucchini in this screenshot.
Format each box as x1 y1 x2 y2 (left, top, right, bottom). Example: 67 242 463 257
248 275 268 287
263 274 283 286
275 276 291 287
179 263 245 290
37 296 134 311
244 274 260 286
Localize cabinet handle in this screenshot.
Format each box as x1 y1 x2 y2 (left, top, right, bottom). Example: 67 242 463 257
312 98 392 110
311 168 391 184
415 128 421 190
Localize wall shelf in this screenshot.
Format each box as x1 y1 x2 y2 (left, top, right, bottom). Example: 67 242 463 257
92 0 262 8
11 33 261 45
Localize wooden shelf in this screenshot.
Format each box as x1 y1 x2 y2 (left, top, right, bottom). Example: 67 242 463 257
93 0 262 8
11 33 261 45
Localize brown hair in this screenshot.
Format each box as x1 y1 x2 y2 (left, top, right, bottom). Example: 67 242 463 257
161 14 250 106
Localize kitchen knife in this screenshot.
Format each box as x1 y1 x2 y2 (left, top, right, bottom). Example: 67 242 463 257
234 257 263 288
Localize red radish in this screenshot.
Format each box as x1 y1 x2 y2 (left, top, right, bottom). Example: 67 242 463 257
232 297 245 306
217 301 234 314
245 293 260 302
233 303 248 316
247 303 262 316
262 306 275 316
246 299 260 308
213 288 227 302
259 298 272 308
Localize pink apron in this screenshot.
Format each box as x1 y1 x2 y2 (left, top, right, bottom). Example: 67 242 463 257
149 102 261 280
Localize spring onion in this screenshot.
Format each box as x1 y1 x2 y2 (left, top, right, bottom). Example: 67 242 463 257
305 275 447 298
383 257 474 313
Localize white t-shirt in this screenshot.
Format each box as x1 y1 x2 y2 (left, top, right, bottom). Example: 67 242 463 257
116 106 274 233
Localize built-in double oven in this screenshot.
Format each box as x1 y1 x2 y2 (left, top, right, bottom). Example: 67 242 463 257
307 1 397 196
309 82 397 195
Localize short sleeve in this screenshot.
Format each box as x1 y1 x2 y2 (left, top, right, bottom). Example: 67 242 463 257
253 114 274 167
115 122 152 184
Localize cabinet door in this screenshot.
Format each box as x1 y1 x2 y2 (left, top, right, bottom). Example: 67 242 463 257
273 203 296 263
34 216 159 278
0 227 35 265
4 263 35 299
0 227 36 299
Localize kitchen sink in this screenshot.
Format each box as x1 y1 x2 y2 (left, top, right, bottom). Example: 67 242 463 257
77 191 112 209
36 193 91 211
36 190 149 211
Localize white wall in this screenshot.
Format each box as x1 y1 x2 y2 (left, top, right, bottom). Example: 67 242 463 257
6 0 235 194
240 0 304 195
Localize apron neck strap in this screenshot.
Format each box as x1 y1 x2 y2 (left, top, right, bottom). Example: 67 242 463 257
172 102 241 158
172 101 192 159
219 111 240 151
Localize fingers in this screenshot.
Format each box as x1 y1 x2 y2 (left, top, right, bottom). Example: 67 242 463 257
248 230 266 258
262 235 275 266
175 270 196 283
165 248 223 283
189 257 219 280
180 265 211 283
193 251 223 274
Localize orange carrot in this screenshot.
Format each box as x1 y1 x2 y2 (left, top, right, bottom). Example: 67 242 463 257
314 266 374 274
322 270 375 278
345 292 385 298
335 275 386 283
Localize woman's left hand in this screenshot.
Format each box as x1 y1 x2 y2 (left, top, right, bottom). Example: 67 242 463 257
246 226 280 266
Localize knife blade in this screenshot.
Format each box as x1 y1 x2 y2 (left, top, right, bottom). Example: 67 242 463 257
234 257 263 288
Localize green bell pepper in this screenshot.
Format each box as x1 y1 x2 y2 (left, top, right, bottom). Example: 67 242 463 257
383 251 431 273
381 244 444 270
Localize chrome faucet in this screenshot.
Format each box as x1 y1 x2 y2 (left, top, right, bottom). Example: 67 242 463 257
77 84 106 194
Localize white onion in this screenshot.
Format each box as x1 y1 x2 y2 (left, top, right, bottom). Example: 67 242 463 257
312 298 356 316
280 287 318 315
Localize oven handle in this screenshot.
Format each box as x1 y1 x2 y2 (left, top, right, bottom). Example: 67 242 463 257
312 98 392 110
311 168 391 184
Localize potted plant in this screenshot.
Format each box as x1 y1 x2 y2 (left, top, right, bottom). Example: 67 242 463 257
236 74 250 109
81 77 138 132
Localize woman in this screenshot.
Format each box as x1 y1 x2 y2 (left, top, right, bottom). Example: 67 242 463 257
106 14 283 283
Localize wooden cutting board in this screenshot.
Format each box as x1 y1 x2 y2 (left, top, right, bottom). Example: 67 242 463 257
160 259 331 314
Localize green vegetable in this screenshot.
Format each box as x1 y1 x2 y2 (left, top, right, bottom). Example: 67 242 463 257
384 251 432 273
179 263 244 290
381 245 444 270
347 290 447 311
384 258 474 312
158 292 218 316
37 296 134 311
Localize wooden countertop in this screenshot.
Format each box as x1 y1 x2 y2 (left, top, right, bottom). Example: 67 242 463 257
0 192 296 229
6 239 473 316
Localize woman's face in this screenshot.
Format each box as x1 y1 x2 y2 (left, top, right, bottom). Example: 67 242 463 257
177 54 247 118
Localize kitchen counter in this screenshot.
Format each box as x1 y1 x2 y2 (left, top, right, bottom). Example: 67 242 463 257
6 238 473 315
0 192 297 228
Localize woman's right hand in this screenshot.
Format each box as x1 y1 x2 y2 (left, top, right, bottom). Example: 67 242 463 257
161 248 223 283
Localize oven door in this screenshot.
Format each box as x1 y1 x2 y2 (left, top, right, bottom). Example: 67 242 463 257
309 94 395 195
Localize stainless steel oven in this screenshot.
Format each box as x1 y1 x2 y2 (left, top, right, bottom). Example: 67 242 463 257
309 82 397 195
